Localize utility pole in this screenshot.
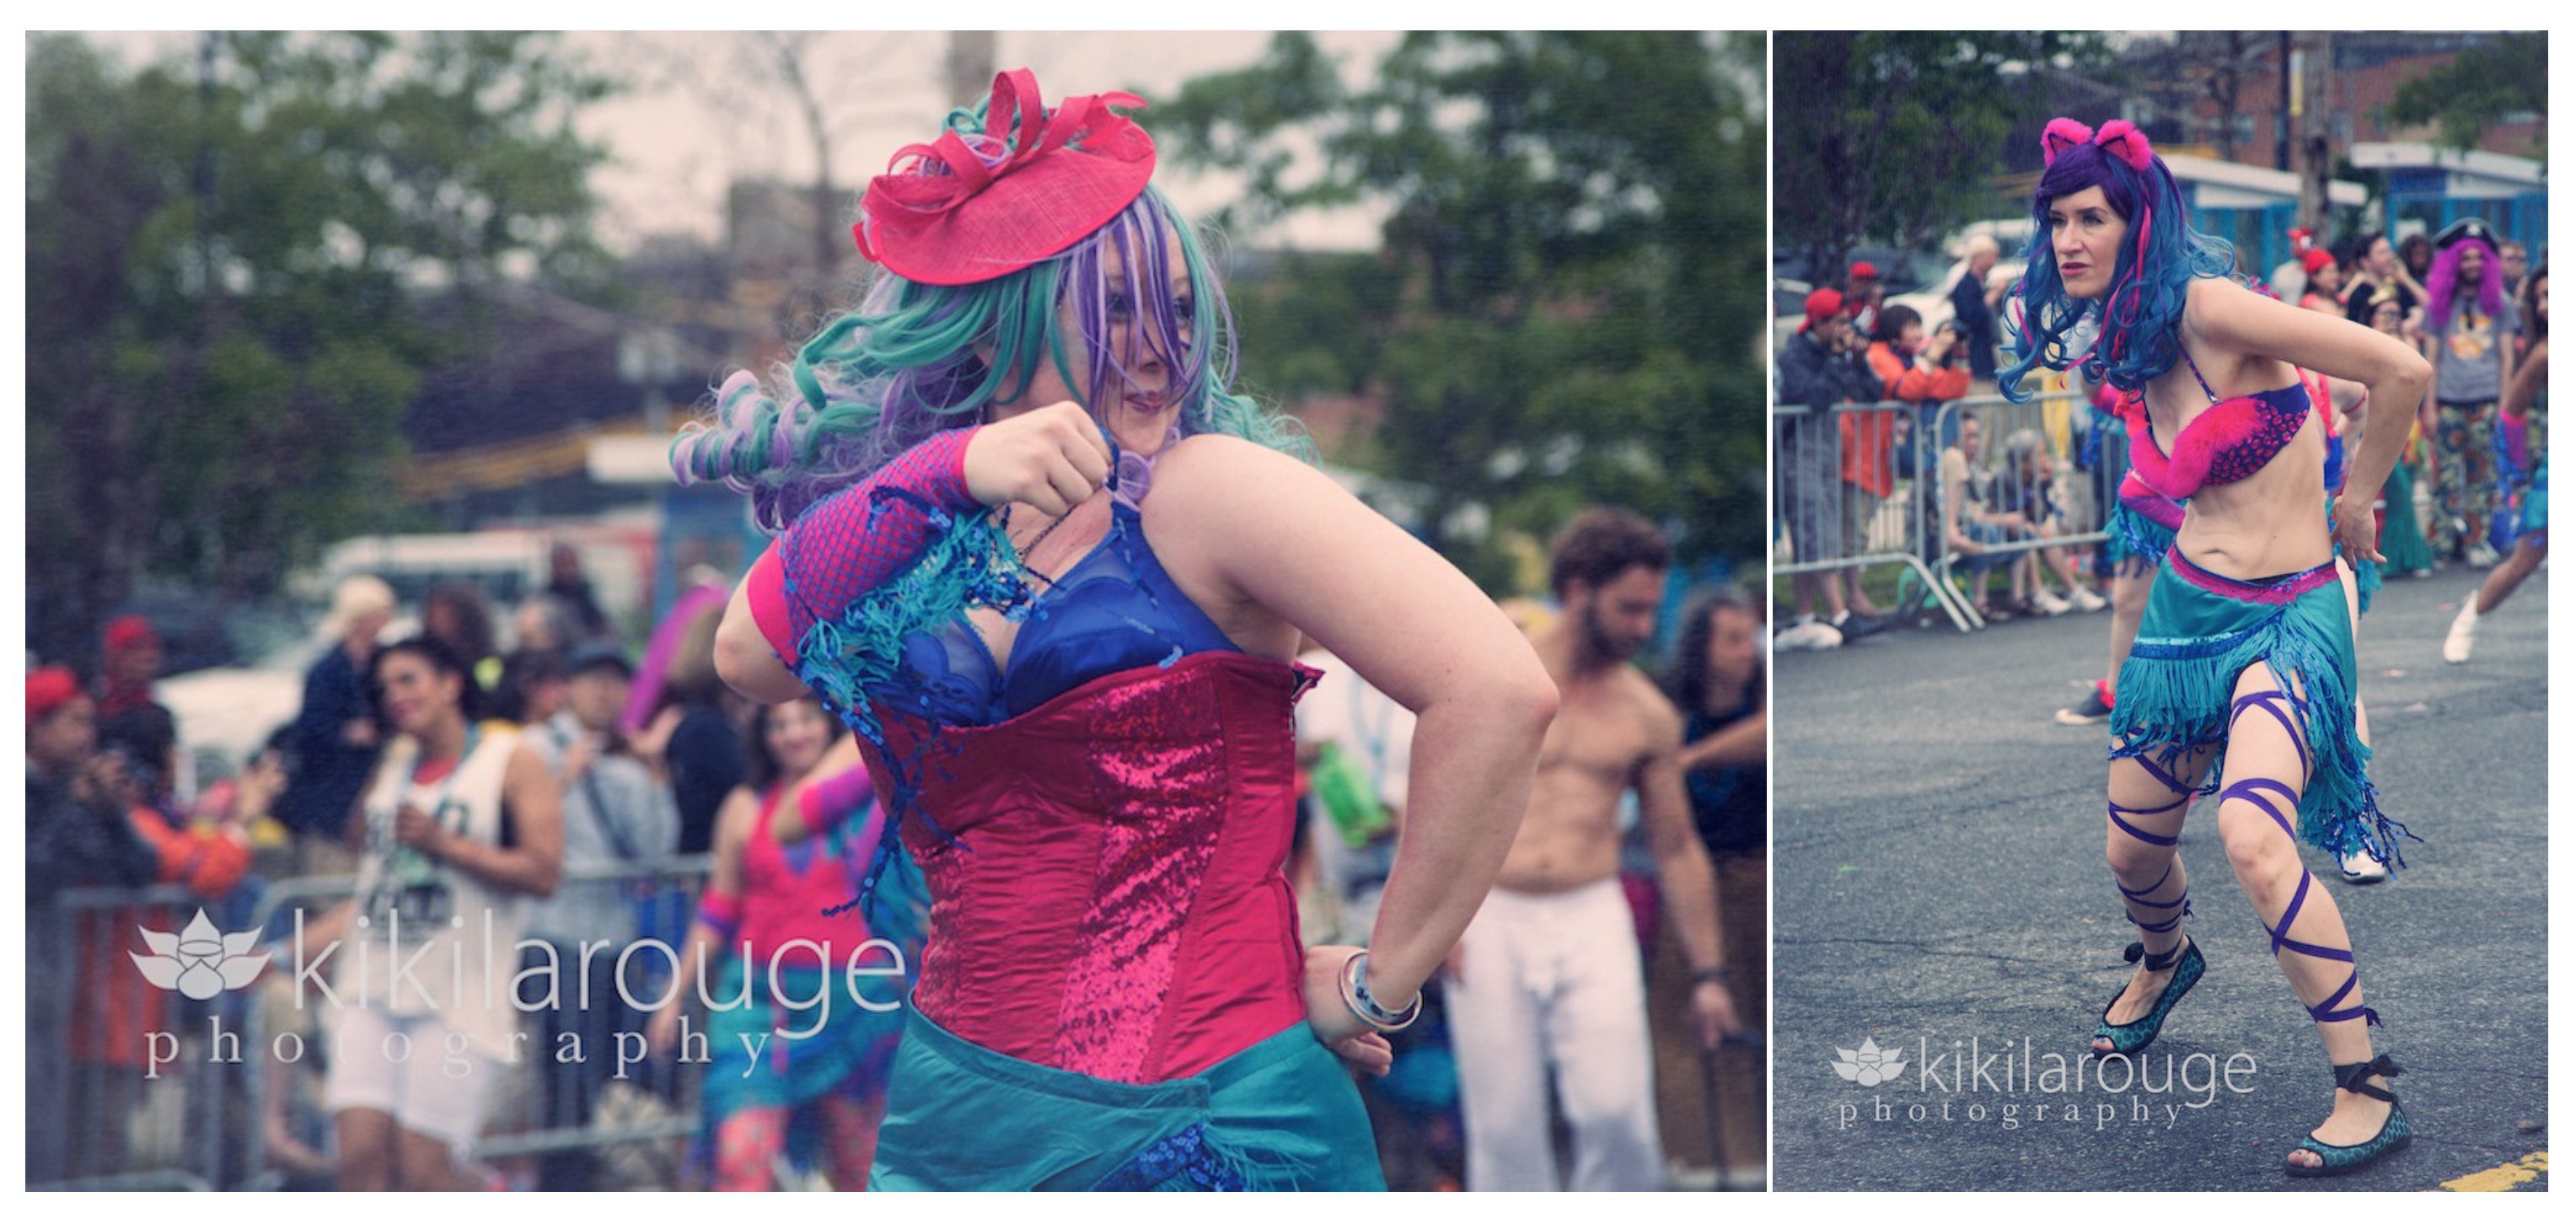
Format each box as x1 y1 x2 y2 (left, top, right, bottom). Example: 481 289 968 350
2294 31 2336 234
947 32 996 108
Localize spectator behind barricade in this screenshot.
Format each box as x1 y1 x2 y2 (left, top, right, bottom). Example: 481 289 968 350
520 641 678 1190
94 615 179 805
1865 305 1972 563
28 667 161 1185
2500 239 2530 302
512 594 576 656
57 654 257 1182
2343 232 2422 336
1999 427 2106 616
1778 287 1888 644
1843 260 1885 336
1940 411 2038 623
425 581 504 696
1951 235 2007 387
281 575 394 875
545 542 616 644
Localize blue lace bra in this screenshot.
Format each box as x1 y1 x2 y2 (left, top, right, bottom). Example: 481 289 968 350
877 499 1242 727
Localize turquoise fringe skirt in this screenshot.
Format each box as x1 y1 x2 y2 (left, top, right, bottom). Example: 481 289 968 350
2111 550 2417 868
868 1006 1385 1190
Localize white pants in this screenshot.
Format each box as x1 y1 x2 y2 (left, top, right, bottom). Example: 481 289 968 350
1447 878 1663 1190
322 1007 496 1159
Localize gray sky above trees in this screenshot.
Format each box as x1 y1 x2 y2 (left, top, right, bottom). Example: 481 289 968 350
93 30 1401 254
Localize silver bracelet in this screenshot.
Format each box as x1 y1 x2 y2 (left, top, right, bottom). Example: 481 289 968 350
1339 950 1422 1033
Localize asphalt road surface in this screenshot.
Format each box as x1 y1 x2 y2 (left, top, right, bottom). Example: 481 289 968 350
1771 566 2547 1191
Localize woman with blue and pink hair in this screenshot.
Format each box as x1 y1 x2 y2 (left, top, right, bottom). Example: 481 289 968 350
2002 118 2431 1178
668 70 1556 1189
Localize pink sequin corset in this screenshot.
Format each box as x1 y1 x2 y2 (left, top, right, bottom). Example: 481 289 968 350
2116 374 2320 501
858 651 1320 1085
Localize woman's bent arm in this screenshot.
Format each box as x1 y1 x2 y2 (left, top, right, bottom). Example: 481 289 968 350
1149 436 1559 1012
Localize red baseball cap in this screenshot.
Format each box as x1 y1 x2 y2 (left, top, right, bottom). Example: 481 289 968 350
104 615 159 655
1849 260 1880 281
1802 287 1845 328
28 667 83 722
856 69 1157 287
2300 248 2336 276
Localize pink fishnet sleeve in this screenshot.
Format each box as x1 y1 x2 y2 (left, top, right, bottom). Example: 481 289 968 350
747 427 983 664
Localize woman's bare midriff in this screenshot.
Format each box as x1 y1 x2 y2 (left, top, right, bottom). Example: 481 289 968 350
2171 416 2335 580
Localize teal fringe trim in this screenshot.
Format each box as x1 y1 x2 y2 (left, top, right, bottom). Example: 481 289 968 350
2105 498 2177 572
2109 590 2418 869
788 487 1039 914
2353 556 2381 617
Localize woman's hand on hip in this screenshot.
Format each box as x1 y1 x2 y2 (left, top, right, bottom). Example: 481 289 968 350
1301 944 1394 1076
962 401 1112 516
2332 494 2385 569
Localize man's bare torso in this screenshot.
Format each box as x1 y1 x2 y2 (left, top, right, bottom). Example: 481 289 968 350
1495 664 1666 894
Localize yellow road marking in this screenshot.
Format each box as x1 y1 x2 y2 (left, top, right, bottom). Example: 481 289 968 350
2439 1151 2546 1192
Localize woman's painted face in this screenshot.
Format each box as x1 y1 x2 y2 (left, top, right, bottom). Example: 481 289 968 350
763 699 835 779
2046 185 2128 300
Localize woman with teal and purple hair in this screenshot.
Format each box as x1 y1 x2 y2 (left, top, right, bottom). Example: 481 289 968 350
668 70 1557 1190
2002 118 2432 1178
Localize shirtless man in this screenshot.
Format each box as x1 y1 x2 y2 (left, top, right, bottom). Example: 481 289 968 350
1446 507 1741 1191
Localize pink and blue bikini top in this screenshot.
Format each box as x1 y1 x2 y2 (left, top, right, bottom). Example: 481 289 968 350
2115 349 2321 502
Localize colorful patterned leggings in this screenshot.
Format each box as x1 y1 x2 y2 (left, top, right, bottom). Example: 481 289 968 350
2428 400 2498 557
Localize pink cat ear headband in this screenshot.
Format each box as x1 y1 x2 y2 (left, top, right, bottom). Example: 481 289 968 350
2041 117 2154 171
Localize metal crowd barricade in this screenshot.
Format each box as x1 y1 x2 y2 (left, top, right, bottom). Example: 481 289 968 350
30 854 766 1190
1773 386 2117 632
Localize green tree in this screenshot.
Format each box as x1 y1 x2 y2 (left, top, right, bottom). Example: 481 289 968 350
2385 33 2547 155
1773 32 2113 278
1158 32 1767 588
26 33 615 667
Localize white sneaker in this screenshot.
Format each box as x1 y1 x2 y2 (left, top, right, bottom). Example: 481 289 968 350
2466 542 2500 567
2442 593 2481 663
2338 850 2390 884
2067 586 2108 613
1776 620 1845 652
2029 588 2073 616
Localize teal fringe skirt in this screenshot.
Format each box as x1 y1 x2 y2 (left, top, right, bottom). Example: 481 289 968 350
2111 550 2417 868
867 1006 1385 1190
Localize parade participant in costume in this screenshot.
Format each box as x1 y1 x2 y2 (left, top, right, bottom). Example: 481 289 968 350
2419 219 2520 565
670 70 1556 1191
2001 119 2429 1178
303 636 563 1190
2445 265 2547 663
651 696 914 1190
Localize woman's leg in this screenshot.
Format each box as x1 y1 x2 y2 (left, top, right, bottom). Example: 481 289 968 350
2095 746 2214 1047
714 1105 789 1192
395 1126 486 1191
2477 532 2546 614
2207 663 2394 1165
334 1109 399 1191
818 1093 888 1190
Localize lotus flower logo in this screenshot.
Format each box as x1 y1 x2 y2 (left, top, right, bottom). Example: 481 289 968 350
131 910 270 1000
1831 1037 1908 1087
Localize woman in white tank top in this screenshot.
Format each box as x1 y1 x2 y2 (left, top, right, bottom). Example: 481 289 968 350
303 636 562 1190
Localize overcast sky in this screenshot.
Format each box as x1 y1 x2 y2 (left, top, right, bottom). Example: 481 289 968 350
92 30 1403 254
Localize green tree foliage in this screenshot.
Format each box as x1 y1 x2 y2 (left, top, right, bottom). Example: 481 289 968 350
1774 32 2112 277
2385 33 2546 155
26 33 614 665
1157 32 1766 588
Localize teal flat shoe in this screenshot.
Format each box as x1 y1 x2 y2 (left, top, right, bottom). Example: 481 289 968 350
2092 936 2203 1056
2286 1055 2411 1178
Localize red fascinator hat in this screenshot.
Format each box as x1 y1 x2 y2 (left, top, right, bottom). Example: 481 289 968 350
856 68 1157 287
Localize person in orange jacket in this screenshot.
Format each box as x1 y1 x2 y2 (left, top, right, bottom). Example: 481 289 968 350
1855 303 1972 594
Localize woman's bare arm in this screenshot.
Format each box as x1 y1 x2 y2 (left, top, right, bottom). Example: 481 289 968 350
428 742 565 898
1147 436 1559 1010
